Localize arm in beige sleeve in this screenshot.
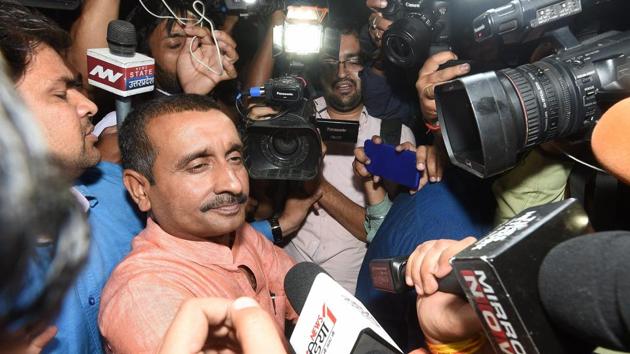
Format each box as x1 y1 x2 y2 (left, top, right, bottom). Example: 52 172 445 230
318 179 368 242
99 275 193 353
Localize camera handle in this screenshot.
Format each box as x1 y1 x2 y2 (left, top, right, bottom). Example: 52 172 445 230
545 26 580 51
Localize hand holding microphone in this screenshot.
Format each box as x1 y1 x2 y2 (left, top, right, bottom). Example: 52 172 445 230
405 237 484 346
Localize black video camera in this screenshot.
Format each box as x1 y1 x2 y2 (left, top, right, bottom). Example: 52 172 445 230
381 0 450 69
244 76 322 181
435 29 630 178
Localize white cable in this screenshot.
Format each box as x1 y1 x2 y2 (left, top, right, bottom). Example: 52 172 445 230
137 0 224 76
558 148 608 174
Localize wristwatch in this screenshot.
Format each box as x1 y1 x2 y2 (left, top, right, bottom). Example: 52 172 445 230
268 215 283 245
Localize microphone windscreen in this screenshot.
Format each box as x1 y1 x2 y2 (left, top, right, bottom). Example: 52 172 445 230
538 231 630 351
107 20 137 57
592 97 630 184
284 262 329 315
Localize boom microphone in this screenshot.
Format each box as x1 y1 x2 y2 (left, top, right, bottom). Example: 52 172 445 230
538 231 630 351
87 20 154 127
284 262 402 354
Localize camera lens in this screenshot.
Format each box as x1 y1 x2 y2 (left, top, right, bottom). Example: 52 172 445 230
272 133 299 156
383 16 433 69
435 57 584 178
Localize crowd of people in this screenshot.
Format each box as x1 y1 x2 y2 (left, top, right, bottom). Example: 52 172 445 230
0 0 626 353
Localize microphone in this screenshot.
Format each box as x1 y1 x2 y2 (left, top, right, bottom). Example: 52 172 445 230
538 231 630 351
447 198 594 353
285 262 402 354
369 256 463 295
87 20 155 128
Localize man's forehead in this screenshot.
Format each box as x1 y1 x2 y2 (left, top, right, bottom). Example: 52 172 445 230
340 34 360 52
149 109 236 140
24 44 75 82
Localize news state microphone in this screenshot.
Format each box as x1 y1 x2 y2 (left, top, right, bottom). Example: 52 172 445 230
284 262 403 354
87 20 155 128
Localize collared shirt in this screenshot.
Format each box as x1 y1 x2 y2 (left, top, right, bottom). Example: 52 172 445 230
283 97 416 294
44 162 145 354
99 218 297 354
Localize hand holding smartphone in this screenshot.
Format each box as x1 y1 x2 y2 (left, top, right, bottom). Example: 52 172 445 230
364 140 420 190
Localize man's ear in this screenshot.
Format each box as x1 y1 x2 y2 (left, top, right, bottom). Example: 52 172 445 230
123 169 152 212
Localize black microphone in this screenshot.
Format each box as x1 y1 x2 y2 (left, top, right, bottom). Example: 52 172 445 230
369 256 463 295
538 231 630 351
446 198 596 353
284 262 403 354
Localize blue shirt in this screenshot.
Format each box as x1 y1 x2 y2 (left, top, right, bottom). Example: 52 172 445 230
44 162 145 354
355 168 495 351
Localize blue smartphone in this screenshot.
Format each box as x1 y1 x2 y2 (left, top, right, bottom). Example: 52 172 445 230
364 140 420 190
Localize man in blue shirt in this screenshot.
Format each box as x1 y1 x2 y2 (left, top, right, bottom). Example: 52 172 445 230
44 161 145 353
0 3 145 352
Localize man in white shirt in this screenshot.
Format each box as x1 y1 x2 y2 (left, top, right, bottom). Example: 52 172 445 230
283 25 416 293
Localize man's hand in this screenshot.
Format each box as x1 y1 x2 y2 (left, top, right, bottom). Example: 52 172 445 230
366 1 392 48
177 26 238 95
354 135 445 193
158 297 287 354
405 237 482 344
24 326 57 354
416 51 470 121
278 186 324 236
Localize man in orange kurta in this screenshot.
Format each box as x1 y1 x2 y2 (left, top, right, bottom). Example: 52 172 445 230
98 95 297 353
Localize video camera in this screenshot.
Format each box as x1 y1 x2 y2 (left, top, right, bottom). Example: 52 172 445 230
432 0 630 178
243 4 340 181
436 29 630 178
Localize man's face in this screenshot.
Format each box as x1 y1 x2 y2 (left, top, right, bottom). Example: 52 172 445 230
15 44 100 178
148 20 187 93
320 33 364 113
144 110 249 240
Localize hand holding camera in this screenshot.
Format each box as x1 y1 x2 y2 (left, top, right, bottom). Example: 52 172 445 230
416 51 470 122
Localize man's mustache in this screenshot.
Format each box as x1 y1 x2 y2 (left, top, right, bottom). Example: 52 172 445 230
331 78 355 89
199 193 248 212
